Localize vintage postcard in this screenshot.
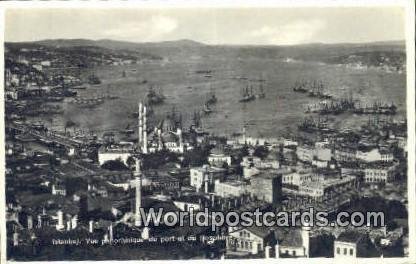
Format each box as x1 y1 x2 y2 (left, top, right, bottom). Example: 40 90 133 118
1 0 415 263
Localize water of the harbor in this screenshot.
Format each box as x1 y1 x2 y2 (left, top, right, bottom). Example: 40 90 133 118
33 56 406 139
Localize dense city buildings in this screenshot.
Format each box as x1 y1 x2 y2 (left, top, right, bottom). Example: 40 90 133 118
3 10 409 261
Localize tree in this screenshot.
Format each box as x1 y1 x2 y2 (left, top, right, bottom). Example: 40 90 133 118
253 146 269 159
101 159 129 171
182 147 209 167
126 156 136 169
310 233 335 257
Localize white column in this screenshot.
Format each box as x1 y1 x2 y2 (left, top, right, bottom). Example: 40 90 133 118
158 129 163 151
27 215 33 230
89 220 94 233
109 224 114 241
302 223 311 257
252 241 258 254
134 158 142 227
138 103 143 151
56 210 64 231
37 215 42 228
143 105 148 154
13 232 19 246
141 226 150 240
178 128 183 152
71 216 78 229
275 243 280 258
265 245 271 259
204 180 209 193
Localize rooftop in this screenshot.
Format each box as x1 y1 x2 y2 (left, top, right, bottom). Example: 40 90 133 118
336 230 365 243
191 165 227 173
98 143 135 154
217 179 246 187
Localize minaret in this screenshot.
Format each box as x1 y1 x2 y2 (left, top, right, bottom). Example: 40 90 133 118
109 223 114 241
177 128 183 152
143 105 148 154
134 157 142 227
13 232 19 247
157 129 163 151
138 103 143 151
275 241 280 258
302 222 311 257
56 210 64 231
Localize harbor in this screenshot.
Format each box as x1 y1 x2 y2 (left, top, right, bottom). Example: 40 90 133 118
17 58 405 140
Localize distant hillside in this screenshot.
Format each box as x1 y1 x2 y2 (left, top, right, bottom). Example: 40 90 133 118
5 38 406 72
5 41 163 69
31 38 205 50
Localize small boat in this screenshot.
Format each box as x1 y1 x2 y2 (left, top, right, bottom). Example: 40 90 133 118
121 124 135 135
70 86 87 90
16 133 37 142
206 84 217 105
203 103 212 114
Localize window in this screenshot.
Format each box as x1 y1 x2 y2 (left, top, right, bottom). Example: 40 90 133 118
350 249 353 256
336 247 340 254
344 248 347 255
292 250 296 256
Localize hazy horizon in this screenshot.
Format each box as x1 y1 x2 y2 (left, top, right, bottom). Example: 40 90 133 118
5 7 405 45
5 37 406 47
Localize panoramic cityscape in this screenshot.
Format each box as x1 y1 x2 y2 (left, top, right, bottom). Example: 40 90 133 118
4 7 409 260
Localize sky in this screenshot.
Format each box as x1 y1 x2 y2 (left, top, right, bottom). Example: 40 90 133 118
5 7 405 45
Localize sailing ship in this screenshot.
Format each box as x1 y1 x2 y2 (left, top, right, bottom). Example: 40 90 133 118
292 80 308 93
70 93 105 108
190 111 205 134
132 103 154 118
298 116 332 133
205 84 217 105
308 80 333 99
353 101 397 115
239 85 256 102
293 80 332 99
104 85 119 100
87 74 101 85
146 85 165 105
257 80 266 99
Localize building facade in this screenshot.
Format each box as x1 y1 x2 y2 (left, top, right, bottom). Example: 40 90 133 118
364 162 398 183
249 172 282 204
189 165 227 192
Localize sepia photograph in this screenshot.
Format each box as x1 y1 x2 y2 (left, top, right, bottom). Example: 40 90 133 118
1 1 415 262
